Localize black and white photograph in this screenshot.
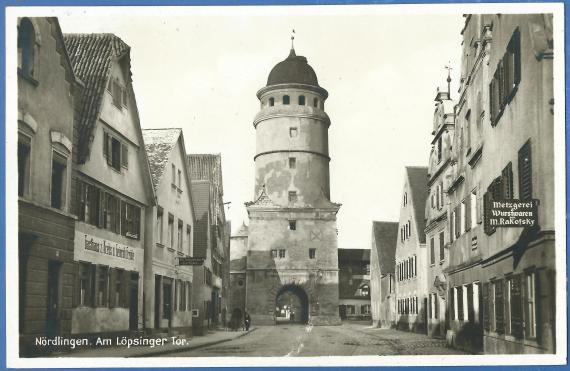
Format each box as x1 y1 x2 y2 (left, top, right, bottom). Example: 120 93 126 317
6 3 566 368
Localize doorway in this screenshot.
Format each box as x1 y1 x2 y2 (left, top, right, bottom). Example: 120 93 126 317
275 285 309 325
46 260 61 337
154 276 160 329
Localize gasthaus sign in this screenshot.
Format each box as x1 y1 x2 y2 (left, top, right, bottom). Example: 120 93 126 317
488 199 538 227
74 231 140 271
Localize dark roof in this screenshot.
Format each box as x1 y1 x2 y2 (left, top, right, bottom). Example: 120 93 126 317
406 166 429 244
267 48 319 87
187 154 224 196
371 221 399 274
142 128 181 191
338 248 370 263
63 33 130 163
191 180 211 258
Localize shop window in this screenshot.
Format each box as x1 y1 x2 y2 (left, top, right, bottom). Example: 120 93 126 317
18 134 31 197
288 220 296 231
122 202 141 239
18 18 36 79
97 265 109 307
78 262 94 307
114 269 124 307
283 95 290 105
50 151 67 209
309 248 316 259
298 95 305 105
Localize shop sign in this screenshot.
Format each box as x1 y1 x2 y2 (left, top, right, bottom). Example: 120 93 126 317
82 233 135 261
488 200 538 227
177 256 205 266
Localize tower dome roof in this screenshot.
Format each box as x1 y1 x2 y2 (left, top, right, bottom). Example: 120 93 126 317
266 48 319 87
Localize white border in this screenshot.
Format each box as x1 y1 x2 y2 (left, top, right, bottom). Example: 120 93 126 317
6 3 566 368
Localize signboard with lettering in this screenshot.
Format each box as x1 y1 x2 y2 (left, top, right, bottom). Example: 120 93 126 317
74 231 140 271
177 256 205 266
488 200 538 227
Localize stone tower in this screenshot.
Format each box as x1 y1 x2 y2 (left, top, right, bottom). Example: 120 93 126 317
244 45 341 326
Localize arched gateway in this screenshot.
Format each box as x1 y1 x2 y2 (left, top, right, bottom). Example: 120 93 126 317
243 44 341 326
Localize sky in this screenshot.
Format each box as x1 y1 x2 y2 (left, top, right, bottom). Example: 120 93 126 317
56 6 464 250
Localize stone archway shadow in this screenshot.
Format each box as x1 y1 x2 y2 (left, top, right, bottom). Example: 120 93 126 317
274 284 309 325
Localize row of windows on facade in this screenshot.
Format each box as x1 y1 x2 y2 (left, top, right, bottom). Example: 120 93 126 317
271 248 316 259
18 133 69 211
397 296 419 315
157 276 192 320
448 271 538 340
400 221 411 242
76 262 137 308
156 207 192 254
107 77 128 110
76 179 142 239
342 304 371 315
265 95 322 109
429 231 446 265
396 255 417 282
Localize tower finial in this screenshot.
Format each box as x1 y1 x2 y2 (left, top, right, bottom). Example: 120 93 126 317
291 29 295 50
444 62 453 98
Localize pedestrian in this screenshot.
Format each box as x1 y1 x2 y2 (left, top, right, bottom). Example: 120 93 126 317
244 312 251 331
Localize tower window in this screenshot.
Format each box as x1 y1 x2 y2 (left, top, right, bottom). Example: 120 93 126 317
288 191 297 203
298 95 305 105
313 98 318 107
289 127 298 138
288 220 297 231
269 97 274 107
289 157 296 169
283 95 290 105
309 248 316 259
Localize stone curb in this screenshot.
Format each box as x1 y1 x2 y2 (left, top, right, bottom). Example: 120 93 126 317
131 328 257 357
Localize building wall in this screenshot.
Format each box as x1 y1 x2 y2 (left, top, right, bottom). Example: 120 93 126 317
143 136 194 333
229 234 248 316
71 53 151 336
446 14 555 354
394 173 428 333
17 17 76 355
370 232 382 327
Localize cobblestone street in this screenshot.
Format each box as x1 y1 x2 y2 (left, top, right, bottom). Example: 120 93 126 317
164 321 469 357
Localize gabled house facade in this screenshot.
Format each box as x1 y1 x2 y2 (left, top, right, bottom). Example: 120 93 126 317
188 154 227 334
18 17 79 355
370 221 398 328
63 33 155 336
142 128 195 335
425 86 455 338
338 249 371 320
394 166 429 333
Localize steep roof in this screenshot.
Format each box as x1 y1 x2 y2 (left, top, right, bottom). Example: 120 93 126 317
187 154 224 196
371 221 399 274
142 128 181 191
191 180 211 258
267 48 319 87
406 166 429 244
63 33 130 163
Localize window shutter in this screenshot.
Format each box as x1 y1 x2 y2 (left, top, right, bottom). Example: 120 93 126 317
495 280 504 334
106 135 113 166
120 200 126 236
465 195 472 231
477 189 483 224
121 143 128 169
455 206 461 238
518 140 532 200
103 132 109 158
513 30 521 85
450 288 455 320
489 80 495 124
122 87 128 107
482 282 490 331
502 162 513 200
511 274 524 339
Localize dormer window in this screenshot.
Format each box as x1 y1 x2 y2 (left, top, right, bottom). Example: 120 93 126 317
103 131 128 172
283 95 290 105
298 95 305 105
18 18 37 80
108 78 128 109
